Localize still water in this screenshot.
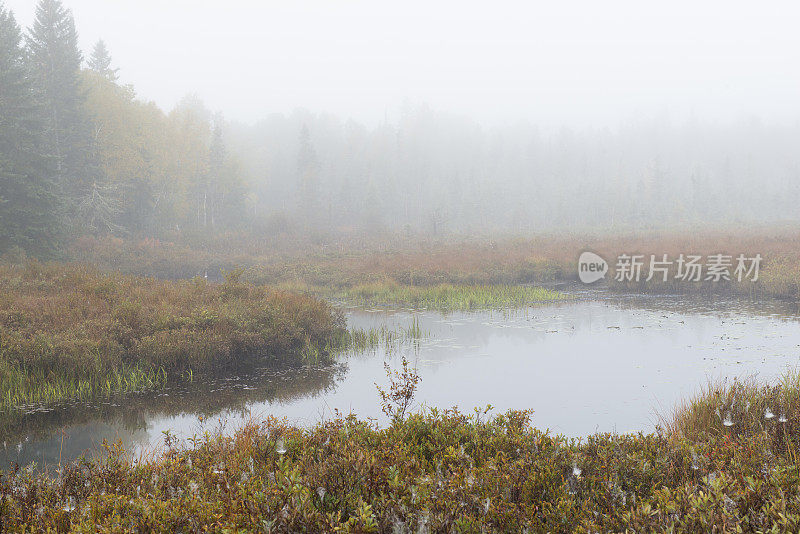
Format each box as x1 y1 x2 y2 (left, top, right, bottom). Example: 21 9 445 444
3 292 800 470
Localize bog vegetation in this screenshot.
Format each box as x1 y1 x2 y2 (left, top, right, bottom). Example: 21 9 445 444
0 261 347 410
335 283 565 311
68 231 800 302
3 367 800 532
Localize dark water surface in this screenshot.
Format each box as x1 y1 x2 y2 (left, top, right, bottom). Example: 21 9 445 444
3 292 800 470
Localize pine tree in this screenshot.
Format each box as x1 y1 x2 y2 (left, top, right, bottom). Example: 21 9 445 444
88 39 117 81
26 0 98 212
0 2 61 255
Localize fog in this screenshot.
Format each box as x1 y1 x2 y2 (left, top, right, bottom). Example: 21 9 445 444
3 0 800 243
6 0 800 127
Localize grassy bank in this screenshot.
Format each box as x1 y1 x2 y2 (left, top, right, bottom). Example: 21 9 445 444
0 262 346 411
67 229 800 300
2 379 800 531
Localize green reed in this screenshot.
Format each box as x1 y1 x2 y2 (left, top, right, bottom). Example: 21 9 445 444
0 360 168 410
338 283 566 311
334 317 427 354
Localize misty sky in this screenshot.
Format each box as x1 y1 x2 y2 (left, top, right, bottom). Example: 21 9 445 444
5 0 800 127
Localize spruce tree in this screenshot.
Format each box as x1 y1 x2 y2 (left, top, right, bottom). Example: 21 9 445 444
26 0 97 212
205 118 225 229
0 2 61 255
296 124 319 222
88 39 117 81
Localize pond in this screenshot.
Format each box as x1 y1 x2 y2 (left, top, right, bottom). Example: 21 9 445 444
3 291 800 470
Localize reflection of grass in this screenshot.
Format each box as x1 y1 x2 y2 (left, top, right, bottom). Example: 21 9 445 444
339 317 426 352
0 320 426 453
0 364 348 463
336 283 565 310
0 262 346 411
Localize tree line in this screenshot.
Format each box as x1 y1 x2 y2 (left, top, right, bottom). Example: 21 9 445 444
0 0 248 257
233 107 800 237
4 0 800 260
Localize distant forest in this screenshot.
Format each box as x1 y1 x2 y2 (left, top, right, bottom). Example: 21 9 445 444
3 0 800 258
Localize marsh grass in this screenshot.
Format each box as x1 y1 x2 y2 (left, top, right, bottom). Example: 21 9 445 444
72 230 800 301
336 282 565 310
0 362 167 410
0 261 346 411
339 317 426 354
662 372 800 456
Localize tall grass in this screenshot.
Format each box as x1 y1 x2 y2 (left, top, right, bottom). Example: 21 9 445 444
663 371 800 452
0 361 167 409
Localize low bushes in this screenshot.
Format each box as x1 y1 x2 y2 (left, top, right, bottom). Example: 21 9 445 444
1 404 799 532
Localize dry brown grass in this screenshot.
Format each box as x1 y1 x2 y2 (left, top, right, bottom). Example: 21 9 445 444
64 228 800 298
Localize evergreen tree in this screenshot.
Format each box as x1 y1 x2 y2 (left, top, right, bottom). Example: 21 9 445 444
296 124 318 222
88 39 117 81
205 117 225 229
0 2 60 255
26 0 98 213
207 117 248 230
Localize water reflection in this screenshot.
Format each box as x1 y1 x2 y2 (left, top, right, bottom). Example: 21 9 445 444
1 364 345 470
4 292 800 470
